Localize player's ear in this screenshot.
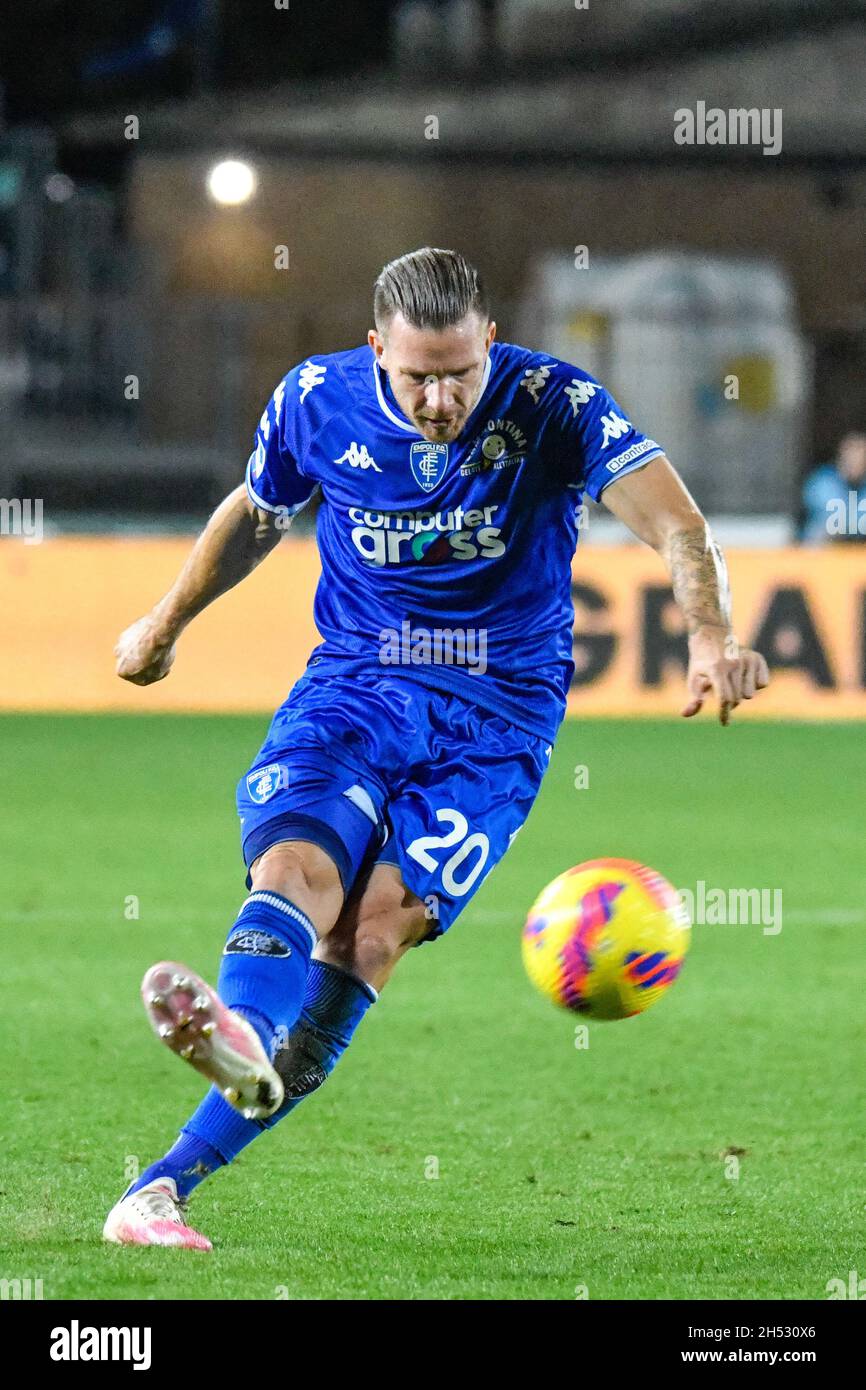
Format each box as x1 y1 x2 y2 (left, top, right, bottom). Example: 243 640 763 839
485 320 497 350
368 328 384 360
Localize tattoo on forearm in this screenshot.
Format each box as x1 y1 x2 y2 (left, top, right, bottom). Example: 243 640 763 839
666 526 732 634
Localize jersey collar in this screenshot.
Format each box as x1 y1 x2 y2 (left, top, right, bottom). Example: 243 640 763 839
371 348 494 436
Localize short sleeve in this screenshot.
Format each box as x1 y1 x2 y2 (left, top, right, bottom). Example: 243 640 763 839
245 371 317 517
560 373 664 503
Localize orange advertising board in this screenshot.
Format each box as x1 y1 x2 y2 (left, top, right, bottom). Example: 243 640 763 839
569 545 866 718
1 537 864 718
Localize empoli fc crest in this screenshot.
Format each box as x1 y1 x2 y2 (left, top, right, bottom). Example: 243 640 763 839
246 763 289 804
409 442 448 492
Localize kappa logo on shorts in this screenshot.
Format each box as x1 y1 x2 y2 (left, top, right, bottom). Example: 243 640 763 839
224 930 291 958
246 763 289 804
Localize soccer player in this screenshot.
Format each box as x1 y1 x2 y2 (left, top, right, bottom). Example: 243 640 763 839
104 248 769 1248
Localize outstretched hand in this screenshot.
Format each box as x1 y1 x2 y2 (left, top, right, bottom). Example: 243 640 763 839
682 631 769 726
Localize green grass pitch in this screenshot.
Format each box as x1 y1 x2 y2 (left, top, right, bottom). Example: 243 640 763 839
2 713 863 1301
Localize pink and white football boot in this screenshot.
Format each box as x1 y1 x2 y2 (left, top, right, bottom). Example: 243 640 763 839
103 1177 213 1251
140 961 284 1121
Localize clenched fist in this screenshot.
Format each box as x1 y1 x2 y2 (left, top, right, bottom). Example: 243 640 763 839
115 613 178 686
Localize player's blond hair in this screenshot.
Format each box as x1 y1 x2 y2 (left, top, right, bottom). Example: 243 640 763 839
373 247 489 332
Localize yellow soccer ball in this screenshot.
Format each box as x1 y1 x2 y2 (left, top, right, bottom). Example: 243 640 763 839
522 858 691 1020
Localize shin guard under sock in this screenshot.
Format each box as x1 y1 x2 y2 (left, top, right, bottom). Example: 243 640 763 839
216 890 317 1050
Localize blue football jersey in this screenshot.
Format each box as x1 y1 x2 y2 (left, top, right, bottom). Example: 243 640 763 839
245 340 663 741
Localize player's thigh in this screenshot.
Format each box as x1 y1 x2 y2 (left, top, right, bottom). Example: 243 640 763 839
383 705 551 939
237 676 398 931
315 863 431 990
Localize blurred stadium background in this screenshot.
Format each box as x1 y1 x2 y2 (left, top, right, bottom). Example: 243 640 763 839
1 0 866 714
2 1 866 1303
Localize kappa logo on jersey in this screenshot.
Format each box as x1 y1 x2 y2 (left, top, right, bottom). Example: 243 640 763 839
564 378 600 416
334 442 382 472
251 442 266 479
520 364 552 404
251 380 287 478
600 412 631 448
461 418 528 475
246 763 289 804
409 441 449 492
260 381 285 439
298 361 326 403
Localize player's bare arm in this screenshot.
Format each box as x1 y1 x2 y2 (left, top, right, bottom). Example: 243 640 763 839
115 486 282 686
602 454 769 725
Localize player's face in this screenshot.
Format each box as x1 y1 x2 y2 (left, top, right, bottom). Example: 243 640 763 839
369 312 496 443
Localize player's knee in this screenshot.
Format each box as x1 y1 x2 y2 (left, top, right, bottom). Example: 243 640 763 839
327 884 427 977
354 892 428 969
337 928 396 979
249 840 343 928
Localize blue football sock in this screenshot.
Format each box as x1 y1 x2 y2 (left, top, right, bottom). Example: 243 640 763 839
135 960 377 1197
262 958 377 1127
127 1130 227 1200
216 890 317 1049
129 891 317 1199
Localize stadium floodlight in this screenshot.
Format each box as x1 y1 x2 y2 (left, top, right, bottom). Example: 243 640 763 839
44 173 75 203
206 159 257 206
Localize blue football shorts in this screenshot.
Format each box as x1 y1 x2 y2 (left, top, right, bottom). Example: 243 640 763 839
236 666 552 939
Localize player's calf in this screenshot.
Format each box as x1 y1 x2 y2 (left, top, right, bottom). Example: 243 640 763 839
317 863 431 990
261 867 425 1124
259 867 428 1124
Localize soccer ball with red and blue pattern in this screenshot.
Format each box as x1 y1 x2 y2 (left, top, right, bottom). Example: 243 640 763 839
522 858 690 1020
